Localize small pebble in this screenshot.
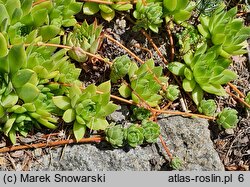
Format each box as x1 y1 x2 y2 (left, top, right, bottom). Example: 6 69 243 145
19 137 35 143
0 157 7 166
225 129 234 135
10 150 24 158
34 148 43 157
0 142 6 148
118 19 126 29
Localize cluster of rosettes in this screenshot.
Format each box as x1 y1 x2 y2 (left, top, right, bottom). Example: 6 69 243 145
105 121 161 148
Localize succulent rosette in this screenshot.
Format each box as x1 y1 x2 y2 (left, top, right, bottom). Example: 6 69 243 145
165 85 180 101
216 108 238 129
65 20 103 62
142 121 160 143
105 125 124 148
198 99 217 116
124 124 144 147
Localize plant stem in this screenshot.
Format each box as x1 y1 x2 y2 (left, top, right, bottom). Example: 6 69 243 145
78 0 137 5
159 135 173 160
236 11 250 16
104 33 144 64
166 25 175 62
0 136 104 153
32 0 47 6
38 43 112 64
152 109 216 120
226 90 250 108
228 82 245 98
140 29 169 64
133 44 153 59
122 80 153 110
97 91 135 105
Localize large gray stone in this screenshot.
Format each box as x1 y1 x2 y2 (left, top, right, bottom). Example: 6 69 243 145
158 115 224 171
31 144 163 171
31 116 224 171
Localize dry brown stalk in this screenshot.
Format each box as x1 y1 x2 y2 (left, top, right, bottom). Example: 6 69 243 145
226 90 250 108
228 82 245 98
166 26 175 61
104 33 145 64
32 0 47 6
159 135 173 160
140 29 169 65
133 44 153 59
152 109 216 120
78 0 137 5
0 136 104 153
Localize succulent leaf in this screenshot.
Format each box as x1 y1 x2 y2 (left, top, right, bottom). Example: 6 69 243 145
198 99 217 116
131 106 151 121
8 44 26 74
0 32 8 57
83 2 100 15
11 69 35 88
52 96 71 110
142 121 160 143
73 121 86 142
170 157 182 170
167 62 186 76
1 93 18 108
124 124 144 147
105 125 124 148
63 108 76 123
163 0 177 11
86 118 109 131
118 84 131 98
16 83 40 103
133 0 163 33
245 92 250 109
165 85 180 101
110 55 131 83
217 108 238 129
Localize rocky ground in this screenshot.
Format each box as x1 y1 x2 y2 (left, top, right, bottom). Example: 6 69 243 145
0 115 224 171
0 5 249 171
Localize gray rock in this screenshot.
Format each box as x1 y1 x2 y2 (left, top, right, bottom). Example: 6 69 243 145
31 116 224 171
158 115 224 171
107 105 130 123
31 144 163 171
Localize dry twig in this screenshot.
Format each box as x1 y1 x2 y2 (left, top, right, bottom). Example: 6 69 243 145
0 136 104 153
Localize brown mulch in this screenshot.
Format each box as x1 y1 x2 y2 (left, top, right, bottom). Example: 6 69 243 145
211 54 250 171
